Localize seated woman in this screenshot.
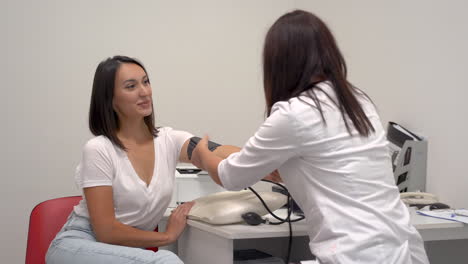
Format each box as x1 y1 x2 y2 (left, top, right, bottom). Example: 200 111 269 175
46 56 239 264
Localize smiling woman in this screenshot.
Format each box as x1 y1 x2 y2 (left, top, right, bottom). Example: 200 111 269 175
88 56 158 151
113 63 153 122
44 56 241 264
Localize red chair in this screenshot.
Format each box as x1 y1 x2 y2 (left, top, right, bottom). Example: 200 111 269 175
26 196 158 264
26 196 82 264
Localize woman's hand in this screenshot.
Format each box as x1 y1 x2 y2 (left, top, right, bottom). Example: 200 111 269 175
263 170 283 183
165 201 195 243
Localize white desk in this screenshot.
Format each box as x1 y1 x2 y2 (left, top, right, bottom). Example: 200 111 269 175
173 209 468 264
409 209 468 241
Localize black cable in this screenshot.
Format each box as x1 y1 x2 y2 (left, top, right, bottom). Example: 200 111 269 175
246 179 305 264
247 187 288 222
248 183 304 224
287 196 293 264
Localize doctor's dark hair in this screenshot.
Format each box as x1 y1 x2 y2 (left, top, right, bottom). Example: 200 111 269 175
262 10 375 136
89 55 158 150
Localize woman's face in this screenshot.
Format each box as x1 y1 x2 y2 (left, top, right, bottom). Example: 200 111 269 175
113 63 153 120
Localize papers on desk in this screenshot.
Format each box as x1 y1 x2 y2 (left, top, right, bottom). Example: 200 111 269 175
417 209 468 224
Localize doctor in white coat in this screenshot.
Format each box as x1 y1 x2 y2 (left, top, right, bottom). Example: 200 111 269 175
191 10 429 264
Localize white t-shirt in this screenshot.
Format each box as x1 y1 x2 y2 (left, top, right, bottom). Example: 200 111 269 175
73 127 193 231
219 82 429 264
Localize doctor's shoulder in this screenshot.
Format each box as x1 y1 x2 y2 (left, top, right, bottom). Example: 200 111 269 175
271 97 320 123
266 101 306 136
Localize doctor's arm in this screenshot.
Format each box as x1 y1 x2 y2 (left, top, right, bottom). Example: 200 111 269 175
180 137 282 185
192 109 299 190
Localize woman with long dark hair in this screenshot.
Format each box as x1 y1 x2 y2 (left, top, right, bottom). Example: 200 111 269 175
192 10 429 264
46 56 239 263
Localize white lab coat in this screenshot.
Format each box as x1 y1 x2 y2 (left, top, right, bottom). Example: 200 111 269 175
218 82 429 264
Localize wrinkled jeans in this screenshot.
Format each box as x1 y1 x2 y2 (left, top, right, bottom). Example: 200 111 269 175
46 212 183 264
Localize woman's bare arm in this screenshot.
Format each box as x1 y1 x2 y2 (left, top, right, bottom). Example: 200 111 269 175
84 186 193 248
178 138 240 163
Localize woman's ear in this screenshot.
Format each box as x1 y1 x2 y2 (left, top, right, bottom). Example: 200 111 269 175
112 99 120 117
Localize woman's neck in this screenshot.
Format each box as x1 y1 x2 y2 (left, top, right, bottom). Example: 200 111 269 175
117 118 152 144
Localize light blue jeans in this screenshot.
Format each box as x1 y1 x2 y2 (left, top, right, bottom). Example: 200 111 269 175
46 212 183 264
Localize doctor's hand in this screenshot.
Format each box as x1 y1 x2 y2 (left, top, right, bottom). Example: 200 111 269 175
191 135 210 170
165 201 194 243
263 170 283 183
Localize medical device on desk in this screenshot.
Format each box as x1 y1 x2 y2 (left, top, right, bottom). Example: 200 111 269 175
170 164 224 207
386 122 452 209
387 122 428 193
400 192 438 205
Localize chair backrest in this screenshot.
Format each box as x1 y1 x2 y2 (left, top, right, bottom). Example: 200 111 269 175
26 196 82 264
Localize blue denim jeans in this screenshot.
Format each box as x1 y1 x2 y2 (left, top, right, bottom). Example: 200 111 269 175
46 212 183 264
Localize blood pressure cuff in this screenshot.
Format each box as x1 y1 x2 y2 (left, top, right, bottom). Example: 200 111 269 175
187 136 221 160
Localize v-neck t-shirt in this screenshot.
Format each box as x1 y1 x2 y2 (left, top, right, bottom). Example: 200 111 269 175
73 127 193 231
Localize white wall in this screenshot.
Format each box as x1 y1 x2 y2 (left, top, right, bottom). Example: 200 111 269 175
0 0 294 262
2 0 467 263
295 0 468 209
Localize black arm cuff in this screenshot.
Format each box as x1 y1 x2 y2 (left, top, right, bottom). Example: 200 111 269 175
187 136 221 160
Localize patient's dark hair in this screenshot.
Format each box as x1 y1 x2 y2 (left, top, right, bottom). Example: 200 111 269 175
89 55 158 150
263 10 374 136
